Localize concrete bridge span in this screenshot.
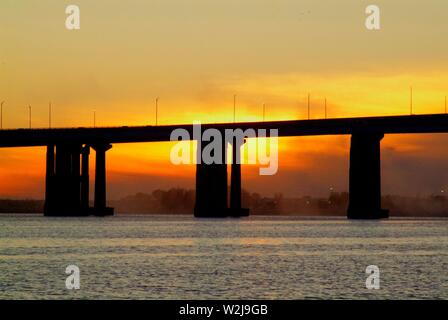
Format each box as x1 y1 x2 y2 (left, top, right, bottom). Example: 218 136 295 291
1 113 447 219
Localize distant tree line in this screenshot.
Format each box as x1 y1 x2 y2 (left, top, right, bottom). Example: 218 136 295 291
112 189 448 217
0 189 447 217
0 200 44 213
112 189 195 214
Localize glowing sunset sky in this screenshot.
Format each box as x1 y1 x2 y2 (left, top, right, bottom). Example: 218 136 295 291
0 0 448 199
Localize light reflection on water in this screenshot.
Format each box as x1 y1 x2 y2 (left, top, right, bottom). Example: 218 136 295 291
0 215 446 299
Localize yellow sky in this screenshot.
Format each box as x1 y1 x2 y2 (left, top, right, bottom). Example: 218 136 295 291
0 1 448 198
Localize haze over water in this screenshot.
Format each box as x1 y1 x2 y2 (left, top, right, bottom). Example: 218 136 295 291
0 215 447 299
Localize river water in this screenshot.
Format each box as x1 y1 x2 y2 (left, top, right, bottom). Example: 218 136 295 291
0 215 446 299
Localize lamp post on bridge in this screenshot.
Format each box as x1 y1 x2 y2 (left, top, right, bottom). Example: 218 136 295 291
49 102 52 129
1 100 4 129
233 94 236 123
445 96 447 114
324 98 327 119
28 105 32 129
307 93 310 120
155 97 159 126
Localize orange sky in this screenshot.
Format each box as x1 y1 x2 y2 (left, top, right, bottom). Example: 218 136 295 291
0 1 448 199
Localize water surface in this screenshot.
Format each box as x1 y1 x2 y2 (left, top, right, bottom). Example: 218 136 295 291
0 215 447 299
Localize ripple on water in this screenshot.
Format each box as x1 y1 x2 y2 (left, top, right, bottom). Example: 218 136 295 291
0 215 446 299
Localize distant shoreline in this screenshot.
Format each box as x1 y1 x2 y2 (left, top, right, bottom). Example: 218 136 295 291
1 190 448 217
0 213 447 220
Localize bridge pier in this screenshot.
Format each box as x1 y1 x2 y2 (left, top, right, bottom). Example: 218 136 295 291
194 135 228 217
44 145 55 214
44 143 113 216
347 133 389 219
194 133 249 218
44 144 85 216
229 139 249 217
92 143 114 216
81 145 90 211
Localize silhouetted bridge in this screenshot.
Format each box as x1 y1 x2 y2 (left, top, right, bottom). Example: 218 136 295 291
1 114 448 219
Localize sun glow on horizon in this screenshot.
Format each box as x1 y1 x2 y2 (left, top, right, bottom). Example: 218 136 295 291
1 0 448 197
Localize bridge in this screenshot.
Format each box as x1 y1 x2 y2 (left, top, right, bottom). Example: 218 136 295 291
1 113 448 219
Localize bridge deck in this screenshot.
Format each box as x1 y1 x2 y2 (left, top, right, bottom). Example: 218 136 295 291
0 114 448 147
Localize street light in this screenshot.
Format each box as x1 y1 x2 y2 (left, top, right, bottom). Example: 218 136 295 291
49 102 52 128
445 96 447 114
28 105 32 129
233 94 236 123
324 98 327 119
155 97 159 126
0 100 4 129
262 103 266 121
307 93 310 120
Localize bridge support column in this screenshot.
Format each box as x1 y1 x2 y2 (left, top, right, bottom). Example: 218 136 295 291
194 136 228 217
229 139 249 217
70 145 81 213
347 133 389 219
45 144 82 216
44 145 55 215
80 145 90 212
92 143 114 216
